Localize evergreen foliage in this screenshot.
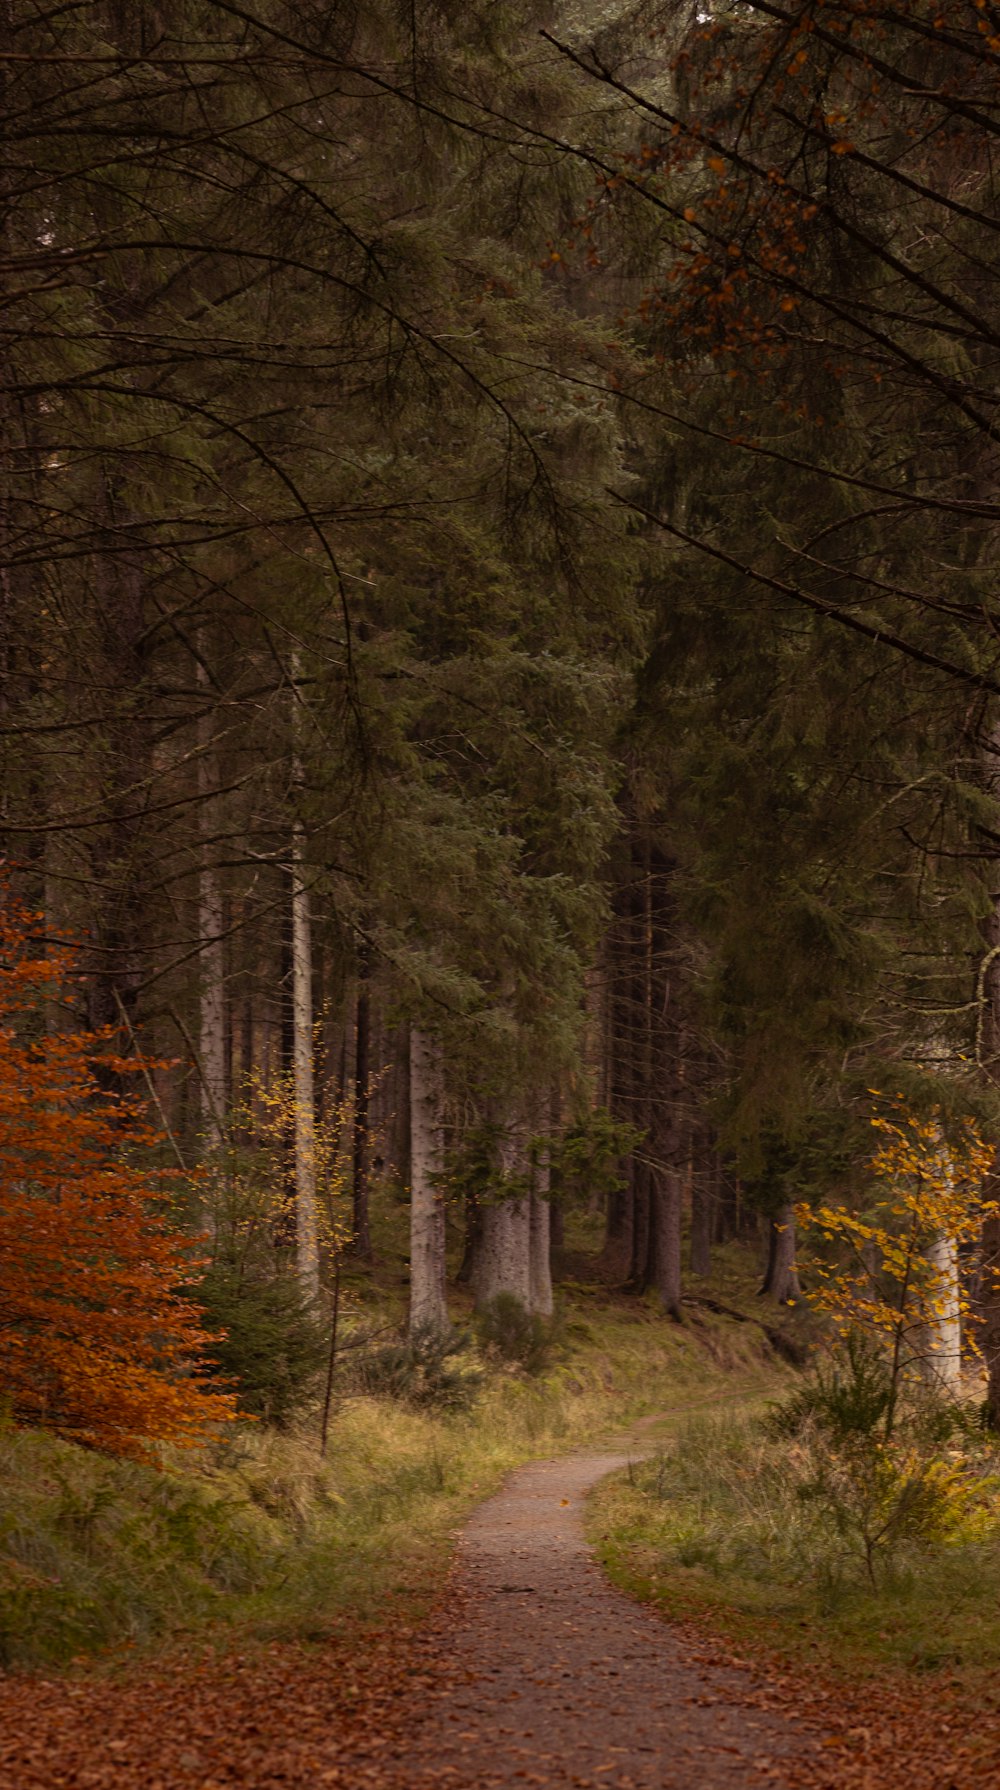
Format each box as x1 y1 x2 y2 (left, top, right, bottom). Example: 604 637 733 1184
4 0 1000 1430
349 1325 481 1412
193 1265 327 1429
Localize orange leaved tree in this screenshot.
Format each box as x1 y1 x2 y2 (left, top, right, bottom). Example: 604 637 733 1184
0 886 237 1458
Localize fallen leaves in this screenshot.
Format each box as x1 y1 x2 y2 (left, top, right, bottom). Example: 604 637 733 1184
663 1613 1000 1790
0 1627 444 1790
4 1508 1000 1790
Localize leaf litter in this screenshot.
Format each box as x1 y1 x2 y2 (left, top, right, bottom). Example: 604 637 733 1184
2 1449 999 1790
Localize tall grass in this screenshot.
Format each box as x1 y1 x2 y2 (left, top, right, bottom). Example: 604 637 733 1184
0 1298 781 1670
590 1402 1000 1678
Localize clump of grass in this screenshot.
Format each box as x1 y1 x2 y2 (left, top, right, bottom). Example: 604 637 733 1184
0 1293 785 1671
474 1294 556 1375
590 1366 1000 1680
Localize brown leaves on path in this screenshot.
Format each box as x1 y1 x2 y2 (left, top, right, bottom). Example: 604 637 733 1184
5 1614 1000 1790
5 1443 1000 1790
0 1626 455 1790
664 1616 1000 1790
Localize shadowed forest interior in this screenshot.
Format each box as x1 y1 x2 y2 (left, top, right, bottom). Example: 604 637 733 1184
5 3 1000 1784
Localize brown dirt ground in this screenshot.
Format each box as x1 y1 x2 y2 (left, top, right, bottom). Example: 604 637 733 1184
5 1440 1000 1789
397 1448 815 1788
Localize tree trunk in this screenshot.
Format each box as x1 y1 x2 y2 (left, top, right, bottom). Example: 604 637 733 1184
604 857 636 1276
85 496 148 1096
409 1026 449 1334
978 748 1000 1417
923 1233 962 1394
759 1203 801 1305
456 1186 482 1285
291 818 319 1299
630 844 655 1290
652 1162 683 1319
197 652 226 1149
629 1154 653 1287
689 1149 714 1277
473 1116 532 1311
388 1022 411 1193
714 1171 743 1244
982 1195 1000 1428
529 1113 554 1318
474 1198 532 1309
351 945 373 1259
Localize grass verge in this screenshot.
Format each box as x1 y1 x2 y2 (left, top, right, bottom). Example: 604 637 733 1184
588 1402 1000 1686
0 1290 785 1672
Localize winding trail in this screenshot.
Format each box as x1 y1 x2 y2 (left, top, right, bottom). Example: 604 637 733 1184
7 1425 995 1788
0 1413 835 1790
399 1447 814 1790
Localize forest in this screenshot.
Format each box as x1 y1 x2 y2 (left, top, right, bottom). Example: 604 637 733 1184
4 1 1000 1785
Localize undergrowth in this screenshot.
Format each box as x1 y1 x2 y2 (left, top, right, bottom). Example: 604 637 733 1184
0 1294 781 1671
590 1356 1000 1681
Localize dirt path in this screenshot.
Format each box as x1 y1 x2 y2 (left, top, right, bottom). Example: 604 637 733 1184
0 1416 830 1790
9 1424 1000 1790
8 1428 998 1788
398 1448 814 1790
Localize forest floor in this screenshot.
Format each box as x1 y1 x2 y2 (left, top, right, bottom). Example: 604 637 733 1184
8 1410 1000 1790
6 1248 999 1788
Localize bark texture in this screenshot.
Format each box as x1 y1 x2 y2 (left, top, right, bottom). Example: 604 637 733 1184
759 1204 801 1305
689 1151 714 1278
923 1233 961 1394
197 652 226 1149
409 1026 449 1334
529 1114 554 1318
474 1198 532 1310
473 1116 534 1311
291 819 319 1298
979 829 1000 1421
351 947 373 1260
652 1163 683 1320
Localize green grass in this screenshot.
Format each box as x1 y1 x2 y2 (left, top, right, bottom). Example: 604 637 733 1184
0 1289 785 1672
588 1404 1000 1686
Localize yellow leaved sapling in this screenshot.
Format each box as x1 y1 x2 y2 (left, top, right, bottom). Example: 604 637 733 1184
796 1099 994 1438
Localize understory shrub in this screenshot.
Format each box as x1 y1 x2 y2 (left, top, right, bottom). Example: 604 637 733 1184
347 1324 481 1411
624 1338 1000 1595
767 1331 893 1444
475 1293 555 1375
193 1262 328 1427
771 1339 995 1585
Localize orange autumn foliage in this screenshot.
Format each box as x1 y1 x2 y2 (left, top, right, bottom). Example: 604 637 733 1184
0 888 238 1458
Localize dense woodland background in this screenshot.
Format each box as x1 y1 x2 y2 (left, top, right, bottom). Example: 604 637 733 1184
5 0 1000 1448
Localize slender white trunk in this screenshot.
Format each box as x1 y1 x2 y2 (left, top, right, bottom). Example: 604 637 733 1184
290 652 318 1299
197 654 226 1147
409 1025 449 1334
925 1233 962 1394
